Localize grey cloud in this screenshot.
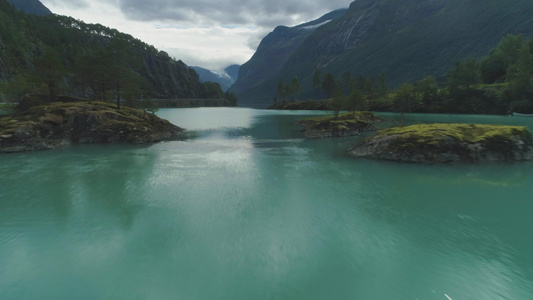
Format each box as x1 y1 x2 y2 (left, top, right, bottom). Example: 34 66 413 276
44 0 91 9
117 0 352 28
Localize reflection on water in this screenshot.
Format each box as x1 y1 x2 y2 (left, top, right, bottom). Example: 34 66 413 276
1 108 532 299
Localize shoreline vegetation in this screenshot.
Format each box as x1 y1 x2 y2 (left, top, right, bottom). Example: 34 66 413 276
269 34 533 116
269 34 533 164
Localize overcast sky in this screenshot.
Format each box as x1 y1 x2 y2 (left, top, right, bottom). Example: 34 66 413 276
39 0 352 73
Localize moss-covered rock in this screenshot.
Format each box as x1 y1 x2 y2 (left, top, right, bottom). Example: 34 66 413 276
298 112 377 139
349 123 533 163
0 101 184 153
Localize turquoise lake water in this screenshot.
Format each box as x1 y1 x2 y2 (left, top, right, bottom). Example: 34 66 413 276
1 108 533 299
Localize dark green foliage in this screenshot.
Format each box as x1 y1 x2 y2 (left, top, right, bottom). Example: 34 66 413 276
224 91 238 106
447 58 481 90
273 34 533 115
312 69 322 91
201 81 224 99
0 0 214 104
28 47 66 101
415 76 440 108
346 88 366 117
268 99 332 110
233 0 533 107
290 76 301 100
394 83 416 121
275 76 301 101
276 80 289 101
406 34 533 114
139 99 159 115
480 51 507 84
331 84 344 118
321 73 337 97
0 74 34 102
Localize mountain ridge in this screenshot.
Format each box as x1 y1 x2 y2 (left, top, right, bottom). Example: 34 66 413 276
6 0 51 16
230 8 348 106
231 0 533 108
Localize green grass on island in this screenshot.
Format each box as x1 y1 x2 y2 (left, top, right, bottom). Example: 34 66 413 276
1 101 163 136
379 123 532 144
350 123 533 163
375 123 533 153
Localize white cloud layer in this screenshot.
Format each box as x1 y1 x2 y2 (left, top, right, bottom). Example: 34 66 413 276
40 0 352 72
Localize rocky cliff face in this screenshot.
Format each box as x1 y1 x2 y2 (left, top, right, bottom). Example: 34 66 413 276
0 102 184 153
232 0 533 107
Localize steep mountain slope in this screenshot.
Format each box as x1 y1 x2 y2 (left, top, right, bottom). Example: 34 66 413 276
0 0 205 100
231 9 348 107
224 65 240 82
6 0 51 16
232 0 533 107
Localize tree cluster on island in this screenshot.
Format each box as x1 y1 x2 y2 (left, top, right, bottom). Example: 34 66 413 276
271 34 533 116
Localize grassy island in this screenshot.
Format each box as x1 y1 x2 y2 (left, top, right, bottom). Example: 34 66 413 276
349 123 533 163
298 112 377 139
0 101 183 153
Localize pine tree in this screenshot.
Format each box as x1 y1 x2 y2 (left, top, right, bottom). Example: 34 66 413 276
29 47 65 102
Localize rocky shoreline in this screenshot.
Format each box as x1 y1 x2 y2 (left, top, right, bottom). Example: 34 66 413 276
0 101 184 153
349 123 533 164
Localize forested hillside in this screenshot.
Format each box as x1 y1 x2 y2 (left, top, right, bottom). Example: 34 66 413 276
232 0 533 107
0 0 236 106
271 34 533 115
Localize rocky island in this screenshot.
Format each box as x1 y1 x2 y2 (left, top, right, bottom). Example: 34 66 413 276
0 101 183 153
349 123 533 164
298 112 377 139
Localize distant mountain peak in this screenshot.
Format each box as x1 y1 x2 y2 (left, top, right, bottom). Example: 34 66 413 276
6 0 51 16
191 65 240 92
229 7 348 107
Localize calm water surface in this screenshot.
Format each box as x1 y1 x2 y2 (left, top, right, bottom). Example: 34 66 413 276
1 108 533 299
